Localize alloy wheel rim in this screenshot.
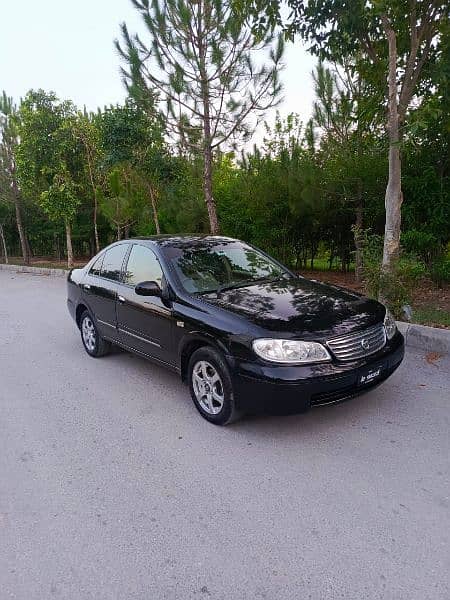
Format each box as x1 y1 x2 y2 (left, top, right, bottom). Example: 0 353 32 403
82 316 96 352
192 360 224 415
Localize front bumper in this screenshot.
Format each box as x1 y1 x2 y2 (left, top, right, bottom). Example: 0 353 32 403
230 332 405 414
67 297 76 321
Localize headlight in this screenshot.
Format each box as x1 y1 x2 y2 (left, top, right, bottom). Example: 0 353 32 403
252 338 331 364
384 308 397 340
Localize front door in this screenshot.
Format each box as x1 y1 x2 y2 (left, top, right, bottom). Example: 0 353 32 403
116 243 174 365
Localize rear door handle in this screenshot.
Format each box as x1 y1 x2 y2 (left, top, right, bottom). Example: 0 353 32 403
118 295 125 303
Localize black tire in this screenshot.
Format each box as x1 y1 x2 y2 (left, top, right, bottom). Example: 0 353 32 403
187 347 242 425
79 310 111 358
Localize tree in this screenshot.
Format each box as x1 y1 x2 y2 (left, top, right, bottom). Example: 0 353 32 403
0 92 30 264
16 90 82 267
100 166 144 239
40 169 80 266
245 0 448 283
100 101 166 235
311 61 382 280
74 112 103 253
116 0 284 234
0 197 11 263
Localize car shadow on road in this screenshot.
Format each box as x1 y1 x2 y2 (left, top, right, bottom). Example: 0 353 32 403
228 369 410 442
72 337 434 444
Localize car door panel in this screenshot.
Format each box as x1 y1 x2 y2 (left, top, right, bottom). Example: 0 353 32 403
116 243 175 365
83 276 120 339
117 287 175 364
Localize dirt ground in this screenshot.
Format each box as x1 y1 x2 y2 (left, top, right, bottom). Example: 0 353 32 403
299 268 450 328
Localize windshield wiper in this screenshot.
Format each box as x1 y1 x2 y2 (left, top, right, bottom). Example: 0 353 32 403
194 274 291 297
216 276 277 295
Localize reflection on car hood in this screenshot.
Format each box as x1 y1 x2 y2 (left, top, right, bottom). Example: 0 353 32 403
202 277 385 339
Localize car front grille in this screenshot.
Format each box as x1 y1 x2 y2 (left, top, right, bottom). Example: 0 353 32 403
326 323 386 362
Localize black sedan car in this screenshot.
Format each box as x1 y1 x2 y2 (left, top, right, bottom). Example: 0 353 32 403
67 235 404 424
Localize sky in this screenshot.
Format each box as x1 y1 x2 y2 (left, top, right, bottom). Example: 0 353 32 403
0 0 316 144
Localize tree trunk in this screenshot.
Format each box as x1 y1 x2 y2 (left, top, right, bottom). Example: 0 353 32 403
198 6 220 235
0 224 8 264
81 134 100 254
65 221 74 268
148 183 161 234
13 191 30 265
354 195 364 283
93 192 100 254
25 236 33 260
54 232 61 260
9 155 30 264
203 144 220 234
381 17 403 280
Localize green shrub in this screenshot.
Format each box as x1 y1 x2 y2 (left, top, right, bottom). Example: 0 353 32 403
430 256 450 287
401 229 439 265
360 231 426 317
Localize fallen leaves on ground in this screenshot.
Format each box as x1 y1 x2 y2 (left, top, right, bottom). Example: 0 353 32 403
425 351 442 365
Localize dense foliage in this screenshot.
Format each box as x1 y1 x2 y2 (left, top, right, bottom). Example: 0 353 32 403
1 89 448 271
0 1 449 301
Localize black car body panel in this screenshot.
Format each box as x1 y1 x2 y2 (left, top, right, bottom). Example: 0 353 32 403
201 278 385 338
67 236 405 414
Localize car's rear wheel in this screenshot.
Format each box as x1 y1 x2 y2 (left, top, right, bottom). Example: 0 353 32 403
188 347 241 425
80 310 111 358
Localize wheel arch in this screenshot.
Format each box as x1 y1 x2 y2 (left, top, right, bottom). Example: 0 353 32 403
75 303 88 328
179 333 231 383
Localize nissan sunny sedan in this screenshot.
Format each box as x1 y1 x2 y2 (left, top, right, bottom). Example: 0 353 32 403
67 235 404 425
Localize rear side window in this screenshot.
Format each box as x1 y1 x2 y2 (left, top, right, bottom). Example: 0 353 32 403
89 253 104 277
100 244 129 282
124 244 163 287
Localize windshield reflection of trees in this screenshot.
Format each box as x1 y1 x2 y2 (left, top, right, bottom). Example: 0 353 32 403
212 277 374 336
164 239 376 338
173 242 285 293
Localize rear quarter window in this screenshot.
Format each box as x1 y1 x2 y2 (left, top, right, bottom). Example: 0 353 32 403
100 244 129 282
89 253 104 277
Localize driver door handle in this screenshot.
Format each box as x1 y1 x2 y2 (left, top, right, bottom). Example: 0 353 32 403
83 284 91 290
118 295 125 303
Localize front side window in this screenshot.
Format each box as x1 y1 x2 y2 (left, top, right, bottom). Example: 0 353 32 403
163 241 290 294
100 244 129 282
124 244 163 287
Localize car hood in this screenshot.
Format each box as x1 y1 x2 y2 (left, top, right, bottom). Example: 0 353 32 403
202 277 385 339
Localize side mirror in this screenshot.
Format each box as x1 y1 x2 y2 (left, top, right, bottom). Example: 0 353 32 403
135 280 162 297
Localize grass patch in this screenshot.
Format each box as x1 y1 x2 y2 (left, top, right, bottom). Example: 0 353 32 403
3 260 69 270
299 258 355 272
412 307 450 329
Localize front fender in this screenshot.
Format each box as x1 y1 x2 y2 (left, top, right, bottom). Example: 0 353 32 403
177 331 234 381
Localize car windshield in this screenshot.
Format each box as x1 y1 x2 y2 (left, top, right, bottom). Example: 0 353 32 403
163 241 292 294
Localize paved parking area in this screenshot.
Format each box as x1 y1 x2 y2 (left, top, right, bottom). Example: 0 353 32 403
1 270 449 599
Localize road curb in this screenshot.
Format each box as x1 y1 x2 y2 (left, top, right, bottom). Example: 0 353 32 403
0 263 69 277
396 321 450 355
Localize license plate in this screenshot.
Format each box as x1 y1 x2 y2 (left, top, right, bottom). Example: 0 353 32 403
358 365 384 386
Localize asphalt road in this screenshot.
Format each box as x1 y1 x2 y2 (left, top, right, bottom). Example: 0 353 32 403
1 269 449 600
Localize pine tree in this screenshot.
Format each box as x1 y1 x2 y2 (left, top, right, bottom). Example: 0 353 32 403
116 0 284 234
0 93 30 264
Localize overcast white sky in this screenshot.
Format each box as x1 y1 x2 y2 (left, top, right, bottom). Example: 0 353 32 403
0 0 316 143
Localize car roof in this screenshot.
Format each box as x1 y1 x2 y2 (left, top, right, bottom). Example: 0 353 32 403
128 235 240 248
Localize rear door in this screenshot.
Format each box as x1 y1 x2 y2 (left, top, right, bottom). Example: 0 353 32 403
83 243 129 339
116 243 175 365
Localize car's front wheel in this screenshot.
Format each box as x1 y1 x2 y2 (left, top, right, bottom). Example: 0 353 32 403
80 310 111 358
188 347 241 425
